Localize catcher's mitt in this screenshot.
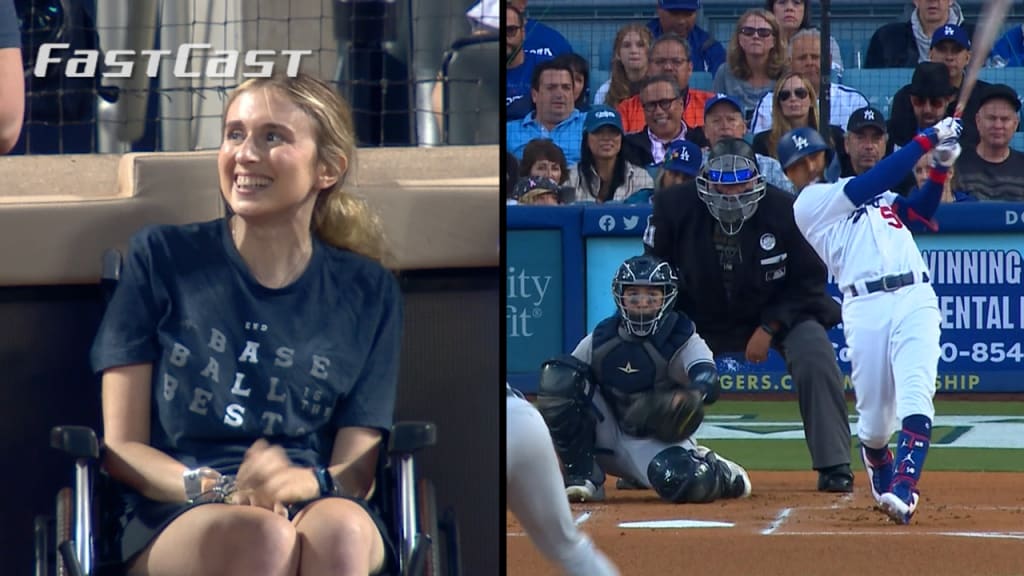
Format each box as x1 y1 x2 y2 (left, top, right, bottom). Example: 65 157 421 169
622 389 705 443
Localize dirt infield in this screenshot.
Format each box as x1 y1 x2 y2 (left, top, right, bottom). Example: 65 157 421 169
507 471 1024 576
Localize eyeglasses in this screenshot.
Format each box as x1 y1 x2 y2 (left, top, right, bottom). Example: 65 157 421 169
642 98 679 113
506 25 522 36
910 95 949 108
779 88 809 101
651 57 689 68
739 26 773 38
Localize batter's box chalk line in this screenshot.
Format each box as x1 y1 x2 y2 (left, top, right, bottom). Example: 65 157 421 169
618 519 735 529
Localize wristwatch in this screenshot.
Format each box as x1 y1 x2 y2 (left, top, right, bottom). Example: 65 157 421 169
183 467 220 503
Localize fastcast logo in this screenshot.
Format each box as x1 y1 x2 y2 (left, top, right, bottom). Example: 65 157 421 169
33 43 313 78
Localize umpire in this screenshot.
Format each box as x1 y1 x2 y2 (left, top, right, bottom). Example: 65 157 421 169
644 138 854 492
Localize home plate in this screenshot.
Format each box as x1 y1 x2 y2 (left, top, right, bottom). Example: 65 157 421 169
619 520 735 529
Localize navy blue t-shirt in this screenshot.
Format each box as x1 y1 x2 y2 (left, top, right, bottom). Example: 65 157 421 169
522 20 572 60
1 0 21 48
91 219 403 475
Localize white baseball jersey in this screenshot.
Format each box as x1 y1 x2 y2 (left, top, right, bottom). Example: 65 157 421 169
792 178 929 293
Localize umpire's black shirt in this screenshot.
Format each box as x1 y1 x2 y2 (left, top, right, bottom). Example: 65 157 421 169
646 181 841 354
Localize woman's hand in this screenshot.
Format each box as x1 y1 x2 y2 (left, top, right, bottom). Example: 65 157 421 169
236 439 321 510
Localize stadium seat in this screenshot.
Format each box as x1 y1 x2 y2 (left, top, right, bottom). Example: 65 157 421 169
1012 132 1024 151
841 68 914 118
443 34 500 145
690 71 714 92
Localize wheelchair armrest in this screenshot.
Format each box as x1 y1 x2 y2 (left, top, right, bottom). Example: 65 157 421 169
50 426 100 460
388 422 436 456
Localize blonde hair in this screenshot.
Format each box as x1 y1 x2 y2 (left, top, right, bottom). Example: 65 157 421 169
224 73 388 263
766 72 819 159
605 24 653 107
727 9 787 81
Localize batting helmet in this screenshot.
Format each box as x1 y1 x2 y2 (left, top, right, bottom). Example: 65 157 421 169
776 127 834 170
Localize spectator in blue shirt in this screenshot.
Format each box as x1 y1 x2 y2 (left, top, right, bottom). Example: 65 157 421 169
0 0 24 153
507 5 552 121
507 60 587 165
646 0 726 75
991 23 1024 67
508 0 574 59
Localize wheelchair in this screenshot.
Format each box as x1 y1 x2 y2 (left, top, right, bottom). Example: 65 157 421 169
32 251 462 576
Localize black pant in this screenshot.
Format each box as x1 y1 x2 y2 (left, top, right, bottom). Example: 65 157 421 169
777 319 851 470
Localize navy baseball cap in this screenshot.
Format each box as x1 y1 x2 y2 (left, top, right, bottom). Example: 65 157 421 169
705 93 745 118
978 83 1021 112
584 105 624 133
662 140 703 177
931 24 970 50
846 106 887 134
659 0 700 10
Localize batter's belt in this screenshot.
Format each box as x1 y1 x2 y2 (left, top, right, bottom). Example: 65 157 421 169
844 271 929 297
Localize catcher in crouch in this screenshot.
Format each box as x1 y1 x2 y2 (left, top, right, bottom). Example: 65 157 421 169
535 255 752 504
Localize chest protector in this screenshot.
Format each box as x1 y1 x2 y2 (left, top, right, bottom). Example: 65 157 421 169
590 312 695 430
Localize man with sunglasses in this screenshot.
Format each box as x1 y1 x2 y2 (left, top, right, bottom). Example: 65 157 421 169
749 28 868 135
618 34 714 134
643 137 854 494
888 25 988 150
646 0 725 75
887 62 956 159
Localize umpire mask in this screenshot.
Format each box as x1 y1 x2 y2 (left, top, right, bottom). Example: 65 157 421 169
696 153 766 236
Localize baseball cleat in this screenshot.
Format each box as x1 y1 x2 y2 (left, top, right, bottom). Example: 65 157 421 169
566 479 605 502
879 485 919 524
712 453 753 499
860 445 894 503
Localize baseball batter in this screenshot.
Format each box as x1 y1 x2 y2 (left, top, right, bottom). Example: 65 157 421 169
777 118 963 524
506 385 620 576
535 255 751 505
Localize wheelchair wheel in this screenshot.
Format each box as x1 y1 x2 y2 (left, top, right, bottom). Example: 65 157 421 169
418 478 441 576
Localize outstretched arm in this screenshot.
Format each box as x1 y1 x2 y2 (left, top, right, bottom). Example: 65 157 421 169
894 140 961 231
843 118 962 207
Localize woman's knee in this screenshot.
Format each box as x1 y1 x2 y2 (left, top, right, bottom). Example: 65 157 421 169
295 498 385 570
205 508 298 574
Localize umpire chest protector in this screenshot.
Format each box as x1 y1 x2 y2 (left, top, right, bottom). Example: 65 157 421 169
590 311 694 417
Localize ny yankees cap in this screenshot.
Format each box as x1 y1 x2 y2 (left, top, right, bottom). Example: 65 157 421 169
659 0 700 10
584 105 624 134
662 140 703 176
511 176 574 204
930 24 970 50
705 94 745 118
846 106 887 134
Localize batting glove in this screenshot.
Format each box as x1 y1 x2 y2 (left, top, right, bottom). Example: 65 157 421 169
926 117 963 145
932 140 961 168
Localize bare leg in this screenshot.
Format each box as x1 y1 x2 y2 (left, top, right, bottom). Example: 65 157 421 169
127 504 299 576
292 498 386 576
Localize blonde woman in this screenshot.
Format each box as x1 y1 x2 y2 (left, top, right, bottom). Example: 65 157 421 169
711 9 787 118
753 72 847 174
594 24 653 108
94 73 401 575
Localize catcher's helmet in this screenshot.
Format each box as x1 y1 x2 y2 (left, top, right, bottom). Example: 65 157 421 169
776 127 834 170
696 138 766 236
612 255 678 337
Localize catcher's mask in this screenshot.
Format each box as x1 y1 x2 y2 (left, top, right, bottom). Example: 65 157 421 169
612 255 678 337
696 142 766 236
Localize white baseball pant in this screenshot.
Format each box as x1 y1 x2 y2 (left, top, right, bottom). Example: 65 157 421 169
506 394 620 576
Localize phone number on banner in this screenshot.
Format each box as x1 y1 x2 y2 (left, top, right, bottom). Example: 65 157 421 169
939 341 1024 363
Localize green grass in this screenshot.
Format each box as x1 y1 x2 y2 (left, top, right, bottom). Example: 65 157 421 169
700 439 1024 472
702 399 1024 472
707 400 1024 419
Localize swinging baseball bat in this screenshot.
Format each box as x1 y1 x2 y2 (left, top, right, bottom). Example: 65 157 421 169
955 0 1013 117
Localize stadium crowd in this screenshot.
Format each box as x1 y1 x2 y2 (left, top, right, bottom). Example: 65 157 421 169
505 0 1024 205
